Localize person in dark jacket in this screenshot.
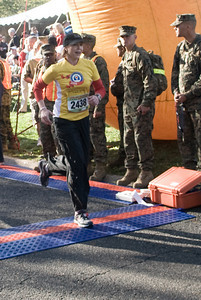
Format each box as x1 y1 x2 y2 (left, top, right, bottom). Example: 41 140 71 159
8 28 20 52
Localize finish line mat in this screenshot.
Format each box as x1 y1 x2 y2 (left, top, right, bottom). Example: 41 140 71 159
0 205 194 260
0 165 134 204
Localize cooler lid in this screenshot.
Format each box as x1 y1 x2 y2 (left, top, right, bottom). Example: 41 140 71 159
148 167 201 195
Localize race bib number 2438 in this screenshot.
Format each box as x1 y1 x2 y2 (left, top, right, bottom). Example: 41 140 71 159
67 94 89 113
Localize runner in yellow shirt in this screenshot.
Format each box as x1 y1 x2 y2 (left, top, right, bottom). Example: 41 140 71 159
34 33 105 228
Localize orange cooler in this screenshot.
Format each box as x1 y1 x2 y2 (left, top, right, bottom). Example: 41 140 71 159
148 167 201 209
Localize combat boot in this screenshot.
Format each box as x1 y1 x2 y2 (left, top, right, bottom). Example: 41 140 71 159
133 170 154 189
116 169 139 186
89 162 106 181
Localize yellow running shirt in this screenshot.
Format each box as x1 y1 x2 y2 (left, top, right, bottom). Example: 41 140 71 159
42 58 100 121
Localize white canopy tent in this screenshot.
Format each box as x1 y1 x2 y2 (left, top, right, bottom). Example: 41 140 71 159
0 0 69 26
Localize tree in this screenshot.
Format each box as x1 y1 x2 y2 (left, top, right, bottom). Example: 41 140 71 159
0 0 49 17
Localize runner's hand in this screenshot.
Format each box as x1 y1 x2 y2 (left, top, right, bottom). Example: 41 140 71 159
40 108 53 125
88 95 99 106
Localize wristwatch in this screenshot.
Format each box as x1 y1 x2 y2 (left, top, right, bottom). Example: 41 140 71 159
95 93 102 103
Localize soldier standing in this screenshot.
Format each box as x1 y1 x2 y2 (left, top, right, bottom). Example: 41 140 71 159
116 26 157 188
81 33 109 181
33 44 62 160
110 38 126 167
171 14 201 171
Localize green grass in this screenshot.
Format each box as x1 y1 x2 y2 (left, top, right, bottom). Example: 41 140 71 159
9 95 182 176
105 127 182 177
10 111 42 159
152 140 181 177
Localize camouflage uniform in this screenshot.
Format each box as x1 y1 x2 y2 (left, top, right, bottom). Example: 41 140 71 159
0 122 3 162
120 44 157 171
23 58 40 123
171 33 201 170
33 55 61 159
0 60 16 149
110 64 125 159
88 51 109 164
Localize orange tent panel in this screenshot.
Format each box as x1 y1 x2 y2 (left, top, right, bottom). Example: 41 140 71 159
66 0 201 139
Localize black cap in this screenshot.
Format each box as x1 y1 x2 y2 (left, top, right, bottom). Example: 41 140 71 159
63 33 83 47
81 33 96 44
41 44 56 55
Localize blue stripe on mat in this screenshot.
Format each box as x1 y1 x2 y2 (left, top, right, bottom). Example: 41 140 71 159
0 205 195 260
0 168 127 204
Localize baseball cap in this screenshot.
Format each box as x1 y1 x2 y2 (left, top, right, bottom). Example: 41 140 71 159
63 33 83 47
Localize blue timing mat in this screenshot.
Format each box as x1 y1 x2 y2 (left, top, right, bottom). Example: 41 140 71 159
0 165 133 204
0 205 194 260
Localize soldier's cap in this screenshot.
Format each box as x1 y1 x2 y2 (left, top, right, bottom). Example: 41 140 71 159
41 44 56 55
114 38 123 48
170 14 196 27
119 25 137 37
81 33 96 44
63 33 83 47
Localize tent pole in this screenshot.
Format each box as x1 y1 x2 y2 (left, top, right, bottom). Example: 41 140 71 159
15 21 23 34
67 12 71 22
55 14 61 24
22 0 28 49
28 20 31 31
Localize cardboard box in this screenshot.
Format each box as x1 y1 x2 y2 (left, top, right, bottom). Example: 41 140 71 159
148 167 201 209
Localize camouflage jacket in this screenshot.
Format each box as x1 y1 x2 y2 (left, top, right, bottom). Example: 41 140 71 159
120 44 157 115
111 64 124 97
0 61 11 106
171 34 201 110
23 58 40 99
84 51 109 113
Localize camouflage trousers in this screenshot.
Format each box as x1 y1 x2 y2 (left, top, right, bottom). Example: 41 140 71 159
177 108 201 170
124 108 154 171
0 105 15 145
0 125 4 162
117 96 125 158
89 110 108 164
40 99 62 159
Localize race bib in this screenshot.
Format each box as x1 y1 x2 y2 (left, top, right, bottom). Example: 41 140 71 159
67 94 89 113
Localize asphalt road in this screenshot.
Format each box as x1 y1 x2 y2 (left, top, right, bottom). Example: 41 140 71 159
0 157 201 300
